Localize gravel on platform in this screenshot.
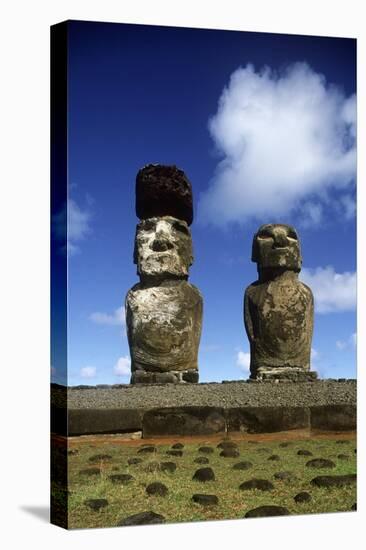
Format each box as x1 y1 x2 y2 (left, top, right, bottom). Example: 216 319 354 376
52 380 357 410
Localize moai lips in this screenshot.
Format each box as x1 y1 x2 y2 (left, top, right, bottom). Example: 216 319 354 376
244 224 315 380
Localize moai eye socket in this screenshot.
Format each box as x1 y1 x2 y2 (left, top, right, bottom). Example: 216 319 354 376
172 220 190 235
141 219 156 232
288 229 298 240
258 229 273 239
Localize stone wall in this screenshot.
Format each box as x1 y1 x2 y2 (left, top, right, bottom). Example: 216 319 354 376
51 380 356 436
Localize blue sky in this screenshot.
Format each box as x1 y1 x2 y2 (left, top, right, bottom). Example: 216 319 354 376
51 21 356 385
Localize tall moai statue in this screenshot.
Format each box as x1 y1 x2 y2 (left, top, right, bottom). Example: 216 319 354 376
244 223 316 381
125 164 203 384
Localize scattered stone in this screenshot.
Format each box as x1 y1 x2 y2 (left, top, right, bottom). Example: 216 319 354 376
245 505 289 518
198 446 214 454
217 440 238 449
128 457 143 465
88 454 112 463
194 457 209 465
117 511 166 526
192 494 219 506
68 449 79 456
146 482 168 497
166 450 183 457
297 450 313 456
160 461 177 473
171 443 184 449
268 454 280 461
294 492 312 503
337 454 349 461
274 471 297 482
109 474 134 485
192 467 215 482
306 458 336 469
220 448 240 458
239 478 274 491
138 445 156 454
79 467 100 476
233 461 253 471
84 498 109 511
311 474 357 488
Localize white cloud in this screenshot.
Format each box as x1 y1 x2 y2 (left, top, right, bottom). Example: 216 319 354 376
300 266 356 313
114 356 131 377
89 306 125 326
236 350 250 373
52 196 92 255
80 366 96 378
336 332 357 351
198 62 356 225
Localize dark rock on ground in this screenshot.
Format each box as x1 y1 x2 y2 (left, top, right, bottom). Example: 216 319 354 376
166 450 183 457
79 467 100 476
274 471 297 482
128 457 143 465
171 443 184 449
233 461 253 471
198 446 214 454
146 481 169 497
337 454 349 460
268 454 280 461
239 478 274 491
192 467 215 482
220 448 240 458
160 461 177 473
192 494 219 506
245 505 289 518
117 511 166 526
294 491 312 503
306 458 336 469
217 440 238 449
138 445 156 454
194 457 209 465
109 474 134 484
88 454 112 462
84 498 109 511
297 449 313 456
311 474 357 488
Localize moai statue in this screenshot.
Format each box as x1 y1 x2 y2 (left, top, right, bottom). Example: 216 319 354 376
125 164 203 384
244 223 316 381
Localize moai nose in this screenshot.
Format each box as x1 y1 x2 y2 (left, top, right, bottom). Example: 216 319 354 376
151 224 174 252
272 228 288 248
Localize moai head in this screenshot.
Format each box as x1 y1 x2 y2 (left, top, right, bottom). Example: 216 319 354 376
134 164 194 280
251 223 302 272
134 216 193 279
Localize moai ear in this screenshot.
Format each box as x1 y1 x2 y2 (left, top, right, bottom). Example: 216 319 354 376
251 233 259 263
133 227 138 265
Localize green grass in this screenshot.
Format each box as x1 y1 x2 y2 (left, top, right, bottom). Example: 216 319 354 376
63 436 356 529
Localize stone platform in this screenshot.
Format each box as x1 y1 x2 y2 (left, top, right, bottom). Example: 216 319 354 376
51 379 356 437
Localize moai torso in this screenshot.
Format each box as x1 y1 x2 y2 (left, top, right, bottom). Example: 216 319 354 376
244 224 315 380
125 165 203 384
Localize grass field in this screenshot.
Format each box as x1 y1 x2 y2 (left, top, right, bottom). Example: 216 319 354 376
55 432 356 529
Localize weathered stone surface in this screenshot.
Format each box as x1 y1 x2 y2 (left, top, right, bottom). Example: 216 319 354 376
311 474 356 488
68 408 143 436
294 491 312 503
220 448 240 458
166 449 183 457
245 505 289 518
109 474 134 485
217 440 238 449
192 494 219 506
239 479 274 491
192 467 215 482
143 407 225 437
117 511 166 526
226 406 310 433
198 446 214 454
310 405 356 431
244 224 314 379
136 164 193 225
233 461 253 471
146 482 169 496
306 458 336 469
84 498 109 511
160 461 177 473
274 471 297 482
297 449 313 456
127 279 202 379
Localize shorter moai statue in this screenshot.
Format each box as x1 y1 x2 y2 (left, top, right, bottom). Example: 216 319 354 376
244 223 316 381
126 164 203 384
